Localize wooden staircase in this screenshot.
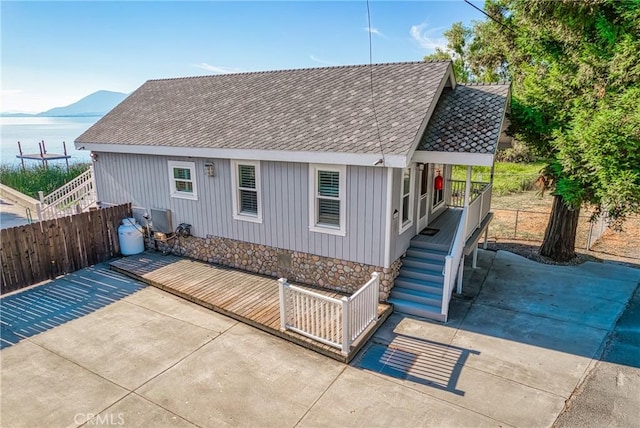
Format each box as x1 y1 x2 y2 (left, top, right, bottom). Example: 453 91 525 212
388 239 449 322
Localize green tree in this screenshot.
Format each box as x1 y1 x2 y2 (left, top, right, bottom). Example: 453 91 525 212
424 22 473 82
442 0 640 261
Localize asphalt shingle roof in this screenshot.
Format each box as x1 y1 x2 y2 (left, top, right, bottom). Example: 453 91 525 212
417 83 510 155
76 61 451 156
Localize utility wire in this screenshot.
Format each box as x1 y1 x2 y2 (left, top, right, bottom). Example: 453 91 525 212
463 0 515 33
366 0 386 166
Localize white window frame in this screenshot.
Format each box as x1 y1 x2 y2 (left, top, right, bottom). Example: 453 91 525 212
399 164 415 234
168 160 198 200
230 160 262 223
309 164 347 236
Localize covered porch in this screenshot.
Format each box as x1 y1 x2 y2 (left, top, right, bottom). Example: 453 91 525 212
414 165 494 259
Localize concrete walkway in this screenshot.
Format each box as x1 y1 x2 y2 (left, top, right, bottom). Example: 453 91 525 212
1 250 638 427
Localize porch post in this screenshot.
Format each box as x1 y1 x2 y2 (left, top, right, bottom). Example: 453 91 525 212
464 166 472 207
490 162 495 185
457 255 464 294
472 246 478 268
463 165 472 235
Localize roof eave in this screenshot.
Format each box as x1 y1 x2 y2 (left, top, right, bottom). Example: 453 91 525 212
73 142 408 168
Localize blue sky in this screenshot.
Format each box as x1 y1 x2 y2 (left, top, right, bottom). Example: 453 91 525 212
1 1 485 113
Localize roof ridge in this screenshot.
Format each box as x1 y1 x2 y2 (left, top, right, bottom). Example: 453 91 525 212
459 81 511 86
147 60 453 82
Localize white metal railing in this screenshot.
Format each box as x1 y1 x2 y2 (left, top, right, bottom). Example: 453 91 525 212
442 207 467 319
39 166 97 220
449 180 488 207
278 272 380 355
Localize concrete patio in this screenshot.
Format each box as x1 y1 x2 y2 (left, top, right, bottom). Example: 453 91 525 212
1 250 638 427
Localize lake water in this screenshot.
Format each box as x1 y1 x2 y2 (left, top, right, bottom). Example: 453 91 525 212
0 116 99 165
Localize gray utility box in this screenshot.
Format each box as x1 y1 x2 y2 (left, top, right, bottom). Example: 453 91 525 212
150 208 173 234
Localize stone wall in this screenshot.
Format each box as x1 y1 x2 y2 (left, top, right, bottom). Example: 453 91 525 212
148 234 402 300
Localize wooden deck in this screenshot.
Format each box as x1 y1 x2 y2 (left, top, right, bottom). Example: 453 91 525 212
415 207 493 254
110 252 392 363
415 208 463 247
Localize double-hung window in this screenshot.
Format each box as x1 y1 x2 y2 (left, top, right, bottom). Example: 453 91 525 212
168 160 197 200
399 166 414 233
309 164 346 236
231 160 262 222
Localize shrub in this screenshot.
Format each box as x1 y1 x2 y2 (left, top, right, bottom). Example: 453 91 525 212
495 141 538 163
0 163 90 199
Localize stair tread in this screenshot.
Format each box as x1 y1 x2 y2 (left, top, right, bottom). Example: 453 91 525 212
388 298 441 314
400 265 443 275
395 276 443 286
391 287 442 299
403 256 444 266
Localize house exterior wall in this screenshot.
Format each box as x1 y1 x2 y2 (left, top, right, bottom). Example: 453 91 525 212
388 166 420 263
94 152 389 267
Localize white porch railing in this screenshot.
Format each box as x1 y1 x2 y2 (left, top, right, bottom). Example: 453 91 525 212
441 181 493 321
39 166 97 220
465 184 492 239
278 272 380 355
449 180 488 207
442 207 467 320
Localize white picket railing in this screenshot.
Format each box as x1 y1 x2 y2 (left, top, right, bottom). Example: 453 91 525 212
465 184 492 239
278 272 380 355
449 180 488 207
442 207 467 320
441 182 493 320
39 166 97 220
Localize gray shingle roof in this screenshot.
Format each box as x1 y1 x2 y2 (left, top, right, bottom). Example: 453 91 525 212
417 83 510 155
76 61 451 156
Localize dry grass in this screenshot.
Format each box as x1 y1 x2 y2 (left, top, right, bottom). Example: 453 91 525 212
488 190 639 267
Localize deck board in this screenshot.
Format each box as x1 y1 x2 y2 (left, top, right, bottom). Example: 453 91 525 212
414 208 463 247
110 252 392 362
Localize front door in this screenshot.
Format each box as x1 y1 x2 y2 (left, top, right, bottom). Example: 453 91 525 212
417 164 429 231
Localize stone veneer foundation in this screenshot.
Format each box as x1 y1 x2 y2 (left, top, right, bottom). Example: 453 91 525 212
150 235 402 300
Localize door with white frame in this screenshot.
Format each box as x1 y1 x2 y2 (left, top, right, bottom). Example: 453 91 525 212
417 164 430 231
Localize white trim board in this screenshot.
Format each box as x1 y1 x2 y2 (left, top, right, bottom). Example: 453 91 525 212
76 143 408 168
411 150 495 167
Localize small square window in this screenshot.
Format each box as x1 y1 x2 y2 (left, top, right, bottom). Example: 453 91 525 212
168 161 197 200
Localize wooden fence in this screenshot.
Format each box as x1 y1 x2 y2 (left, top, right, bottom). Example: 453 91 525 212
1 203 132 294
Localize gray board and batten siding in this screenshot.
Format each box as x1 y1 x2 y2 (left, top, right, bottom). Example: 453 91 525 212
94 152 389 267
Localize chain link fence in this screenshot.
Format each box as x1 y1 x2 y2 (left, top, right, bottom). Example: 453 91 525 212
488 209 610 250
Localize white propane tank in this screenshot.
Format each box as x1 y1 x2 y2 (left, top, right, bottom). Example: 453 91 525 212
118 218 145 255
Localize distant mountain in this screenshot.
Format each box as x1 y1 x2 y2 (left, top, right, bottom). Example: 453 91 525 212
37 90 128 117
0 90 128 117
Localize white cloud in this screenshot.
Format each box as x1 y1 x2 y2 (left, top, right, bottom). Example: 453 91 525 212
309 55 333 65
193 63 242 74
363 26 385 37
409 22 447 51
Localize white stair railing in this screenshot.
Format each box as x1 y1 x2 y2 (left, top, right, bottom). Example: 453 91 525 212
39 165 97 220
279 272 380 355
442 207 467 321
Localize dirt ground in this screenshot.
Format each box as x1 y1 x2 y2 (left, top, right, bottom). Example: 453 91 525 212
488 191 639 267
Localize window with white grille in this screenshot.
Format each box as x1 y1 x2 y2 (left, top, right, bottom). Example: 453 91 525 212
231 160 262 222
168 160 197 200
309 164 346 236
399 165 415 233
